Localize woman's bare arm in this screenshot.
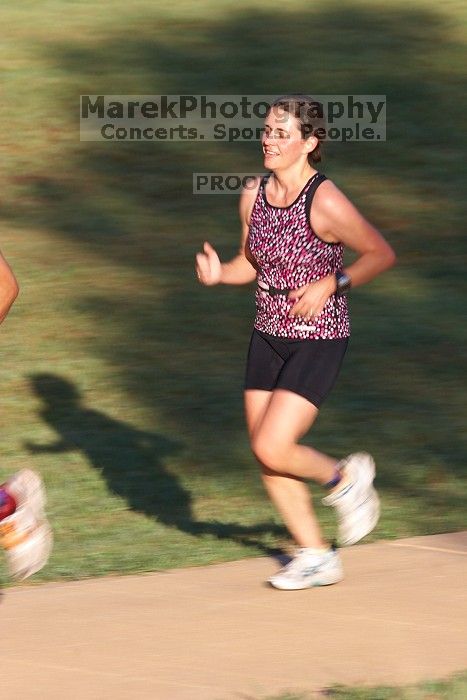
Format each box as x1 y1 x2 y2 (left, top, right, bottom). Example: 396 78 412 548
0 251 19 325
195 178 260 286
289 180 396 319
312 180 396 287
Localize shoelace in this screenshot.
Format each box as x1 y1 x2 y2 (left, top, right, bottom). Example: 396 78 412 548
280 550 330 576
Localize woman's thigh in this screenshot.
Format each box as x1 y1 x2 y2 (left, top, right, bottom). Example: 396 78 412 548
252 388 319 451
245 387 319 446
244 389 273 439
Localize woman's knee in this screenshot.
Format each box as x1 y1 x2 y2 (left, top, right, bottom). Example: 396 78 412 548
251 433 289 472
260 465 282 488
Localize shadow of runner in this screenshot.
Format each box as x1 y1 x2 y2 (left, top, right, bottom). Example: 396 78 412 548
25 373 286 559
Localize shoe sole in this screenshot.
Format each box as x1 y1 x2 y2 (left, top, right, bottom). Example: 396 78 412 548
268 557 344 590
24 522 53 579
339 487 380 546
268 571 344 590
333 453 379 546
351 452 376 491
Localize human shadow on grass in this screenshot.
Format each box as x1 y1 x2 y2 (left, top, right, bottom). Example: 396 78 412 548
24 373 287 560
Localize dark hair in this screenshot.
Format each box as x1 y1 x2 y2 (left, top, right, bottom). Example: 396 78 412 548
269 94 325 164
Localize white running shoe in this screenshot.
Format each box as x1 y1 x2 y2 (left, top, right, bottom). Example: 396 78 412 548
0 469 53 580
322 452 380 546
268 547 343 590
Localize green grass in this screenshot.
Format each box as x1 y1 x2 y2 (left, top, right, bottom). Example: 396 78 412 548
258 670 467 699
0 0 466 584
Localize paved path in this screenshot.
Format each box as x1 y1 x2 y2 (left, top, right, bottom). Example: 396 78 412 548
1 532 466 699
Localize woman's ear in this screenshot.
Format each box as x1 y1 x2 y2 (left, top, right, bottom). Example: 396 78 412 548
304 135 319 156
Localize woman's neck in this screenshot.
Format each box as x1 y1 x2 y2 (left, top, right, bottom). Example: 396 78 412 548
269 165 317 197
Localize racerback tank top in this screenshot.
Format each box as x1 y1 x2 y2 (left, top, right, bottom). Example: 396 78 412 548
247 172 350 340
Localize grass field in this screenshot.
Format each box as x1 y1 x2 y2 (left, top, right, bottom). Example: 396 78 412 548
263 669 467 698
0 0 466 584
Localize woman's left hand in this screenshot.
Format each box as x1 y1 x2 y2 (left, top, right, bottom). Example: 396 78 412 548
288 275 336 320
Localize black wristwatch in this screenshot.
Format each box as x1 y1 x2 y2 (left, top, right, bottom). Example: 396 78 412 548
335 270 351 297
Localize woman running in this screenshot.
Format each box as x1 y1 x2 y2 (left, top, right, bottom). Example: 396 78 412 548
195 95 396 590
0 250 52 581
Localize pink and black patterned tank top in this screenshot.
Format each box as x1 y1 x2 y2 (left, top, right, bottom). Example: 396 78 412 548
247 172 350 340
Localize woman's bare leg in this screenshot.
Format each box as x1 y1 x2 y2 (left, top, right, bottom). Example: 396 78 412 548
244 389 338 549
251 389 339 482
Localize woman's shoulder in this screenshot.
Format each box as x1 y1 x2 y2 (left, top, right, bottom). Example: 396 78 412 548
310 177 369 243
241 173 267 195
312 177 352 212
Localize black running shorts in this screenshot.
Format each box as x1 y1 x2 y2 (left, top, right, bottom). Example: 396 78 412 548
244 328 349 408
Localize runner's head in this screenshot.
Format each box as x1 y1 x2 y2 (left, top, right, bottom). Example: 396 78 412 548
263 95 324 170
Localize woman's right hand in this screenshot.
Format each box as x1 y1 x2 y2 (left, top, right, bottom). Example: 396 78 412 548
195 241 222 286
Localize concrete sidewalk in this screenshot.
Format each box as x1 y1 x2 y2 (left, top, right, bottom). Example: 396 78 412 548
0 532 466 699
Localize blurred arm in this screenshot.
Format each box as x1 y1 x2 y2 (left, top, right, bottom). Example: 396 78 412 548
0 251 19 325
24 439 70 454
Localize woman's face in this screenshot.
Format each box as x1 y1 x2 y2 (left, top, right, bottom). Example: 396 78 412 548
262 107 314 170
